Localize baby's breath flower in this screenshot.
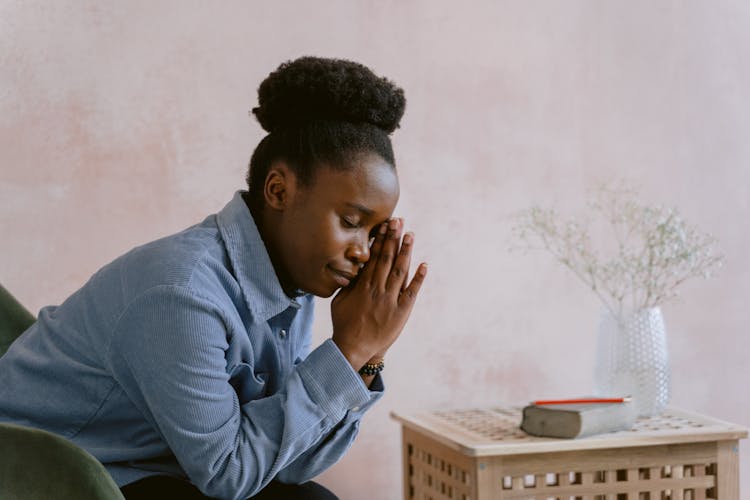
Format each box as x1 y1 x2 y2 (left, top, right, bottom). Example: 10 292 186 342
511 183 724 320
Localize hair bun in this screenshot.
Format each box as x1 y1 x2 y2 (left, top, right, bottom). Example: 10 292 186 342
252 56 406 134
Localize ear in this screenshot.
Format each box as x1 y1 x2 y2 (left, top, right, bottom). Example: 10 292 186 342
263 162 298 211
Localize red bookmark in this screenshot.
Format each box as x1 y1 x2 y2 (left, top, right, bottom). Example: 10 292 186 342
533 397 632 405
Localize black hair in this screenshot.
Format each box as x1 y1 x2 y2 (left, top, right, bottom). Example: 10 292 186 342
246 56 406 208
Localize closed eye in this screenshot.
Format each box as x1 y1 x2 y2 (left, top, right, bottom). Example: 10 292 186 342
341 216 361 229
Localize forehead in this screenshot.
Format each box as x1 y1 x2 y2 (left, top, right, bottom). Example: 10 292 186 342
308 156 400 216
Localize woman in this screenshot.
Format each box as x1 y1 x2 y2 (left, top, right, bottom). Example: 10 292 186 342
0 56 426 499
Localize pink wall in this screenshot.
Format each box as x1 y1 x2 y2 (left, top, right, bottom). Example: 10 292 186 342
2 1 748 497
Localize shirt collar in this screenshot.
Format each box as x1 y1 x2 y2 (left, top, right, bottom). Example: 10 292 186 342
216 191 304 323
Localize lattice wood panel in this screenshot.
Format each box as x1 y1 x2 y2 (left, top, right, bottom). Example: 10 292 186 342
405 428 475 500
433 408 528 442
396 407 746 500
431 407 713 444
493 462 717 499
404 430 718 499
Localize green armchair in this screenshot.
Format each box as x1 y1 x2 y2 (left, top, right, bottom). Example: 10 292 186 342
0 282 35 356
0 283 125 500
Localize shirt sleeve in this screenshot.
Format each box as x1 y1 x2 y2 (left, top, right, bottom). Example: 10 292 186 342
107 285 377 499
274 373 383 484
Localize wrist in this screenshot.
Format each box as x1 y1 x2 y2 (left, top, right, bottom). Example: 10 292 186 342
332 338 370 373
367 353 385 365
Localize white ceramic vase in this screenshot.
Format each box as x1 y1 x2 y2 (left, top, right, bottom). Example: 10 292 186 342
594 307 670 417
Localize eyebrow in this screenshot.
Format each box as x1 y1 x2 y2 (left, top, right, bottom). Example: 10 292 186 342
346 202 375 216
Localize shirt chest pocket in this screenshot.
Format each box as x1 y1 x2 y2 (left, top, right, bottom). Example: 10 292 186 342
228 363 269 403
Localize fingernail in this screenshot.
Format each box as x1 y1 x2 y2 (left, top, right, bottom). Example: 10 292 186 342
389 219 398 230
418 263 427 276
403 233 413 245
379 223 387 234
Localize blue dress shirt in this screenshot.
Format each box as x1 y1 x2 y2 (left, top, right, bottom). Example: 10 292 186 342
0 191 382 499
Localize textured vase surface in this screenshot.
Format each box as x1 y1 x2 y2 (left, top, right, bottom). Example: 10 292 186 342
594 307 670 417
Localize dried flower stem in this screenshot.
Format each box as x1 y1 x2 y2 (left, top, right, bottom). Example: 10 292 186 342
511 184 724 321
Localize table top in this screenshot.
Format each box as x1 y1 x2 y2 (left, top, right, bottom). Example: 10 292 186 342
390 406 748 457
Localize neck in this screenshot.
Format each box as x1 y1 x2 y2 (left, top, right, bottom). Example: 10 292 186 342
242 193 298 298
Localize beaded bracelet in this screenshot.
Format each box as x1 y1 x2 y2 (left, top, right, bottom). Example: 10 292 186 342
358 359 385 376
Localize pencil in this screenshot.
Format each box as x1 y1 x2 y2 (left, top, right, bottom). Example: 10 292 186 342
532 397 632 405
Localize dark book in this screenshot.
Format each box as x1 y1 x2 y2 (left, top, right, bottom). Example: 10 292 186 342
520 400 637 439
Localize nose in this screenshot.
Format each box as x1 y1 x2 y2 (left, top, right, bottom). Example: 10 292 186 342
345 233 370 265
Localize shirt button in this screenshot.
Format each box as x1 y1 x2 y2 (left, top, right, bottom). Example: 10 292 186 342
351 406 360 412
279 329 287 338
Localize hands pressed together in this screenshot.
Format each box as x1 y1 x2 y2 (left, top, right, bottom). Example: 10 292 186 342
331 218 427 376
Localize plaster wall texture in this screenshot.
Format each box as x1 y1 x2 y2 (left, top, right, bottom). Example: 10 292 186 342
2 2 748 498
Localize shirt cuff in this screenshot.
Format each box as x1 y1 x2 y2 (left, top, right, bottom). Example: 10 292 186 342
296 339 374 421
343 372 384 423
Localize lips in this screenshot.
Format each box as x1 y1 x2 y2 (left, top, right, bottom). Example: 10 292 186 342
328 266 356 287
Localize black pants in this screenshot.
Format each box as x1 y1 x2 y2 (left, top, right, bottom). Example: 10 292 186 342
120 475 338 500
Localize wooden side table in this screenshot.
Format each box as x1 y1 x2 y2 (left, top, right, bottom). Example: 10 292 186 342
391 407 747 500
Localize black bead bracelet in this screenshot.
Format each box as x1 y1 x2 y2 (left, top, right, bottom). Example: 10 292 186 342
358 359 385 376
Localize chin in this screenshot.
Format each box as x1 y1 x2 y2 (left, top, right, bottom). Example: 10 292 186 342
316 288 338 299
301 268 345 298
301 281 339 298
315 283 340 298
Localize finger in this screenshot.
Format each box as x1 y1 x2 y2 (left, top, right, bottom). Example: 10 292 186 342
398 262 427 308
386 231 413 293
359 222 387 281
373 218 402 289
